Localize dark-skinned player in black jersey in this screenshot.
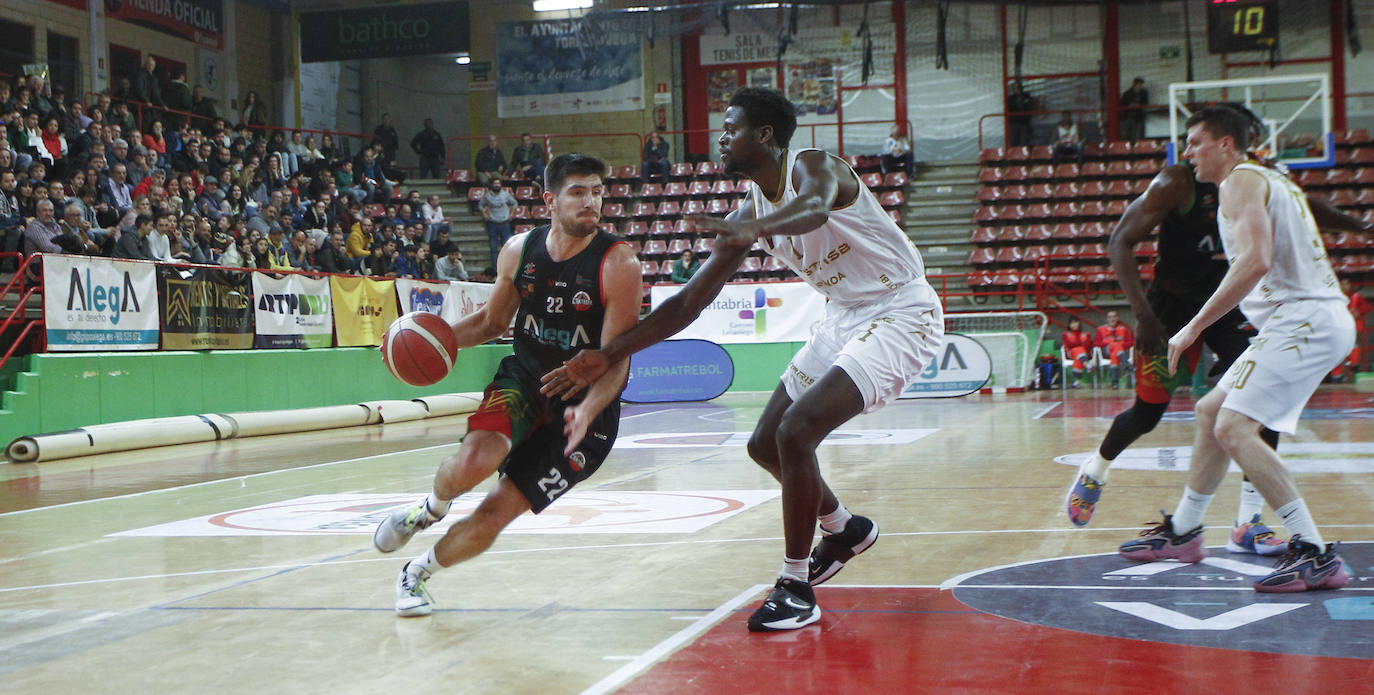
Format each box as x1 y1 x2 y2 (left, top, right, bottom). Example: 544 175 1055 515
372 153 642 616
1066 146 1371 550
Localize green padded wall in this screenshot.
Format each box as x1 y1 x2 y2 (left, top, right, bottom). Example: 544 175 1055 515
0 342 799 445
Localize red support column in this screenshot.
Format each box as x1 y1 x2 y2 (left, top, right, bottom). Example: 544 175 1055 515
1330 0 1348 132
681 30 709 157
893 0 908 136
1103 2 1121 142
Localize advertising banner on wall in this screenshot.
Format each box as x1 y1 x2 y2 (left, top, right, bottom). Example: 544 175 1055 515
496 16 644 118
159 267 253 350
898 333 992 399
106 0 226 50
394 278 494 325
649 281 824 344
43 255 160 351
252 273 333 348
330 276 398 347
300 2 470 63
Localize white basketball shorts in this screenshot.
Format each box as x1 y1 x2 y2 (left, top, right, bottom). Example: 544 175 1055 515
1216 299 1355 435
780 280 944 413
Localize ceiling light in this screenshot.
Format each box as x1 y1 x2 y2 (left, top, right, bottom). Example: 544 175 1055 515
455 54 471 65
533 0 593 11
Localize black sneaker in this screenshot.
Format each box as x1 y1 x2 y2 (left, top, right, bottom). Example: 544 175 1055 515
808 515 879 586
747 577 821 632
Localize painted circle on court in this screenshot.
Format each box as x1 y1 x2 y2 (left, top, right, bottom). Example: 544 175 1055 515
1054 442 1374 474
945 543 1374 660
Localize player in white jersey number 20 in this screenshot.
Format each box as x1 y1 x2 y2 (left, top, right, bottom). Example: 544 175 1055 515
1117 104 1355 593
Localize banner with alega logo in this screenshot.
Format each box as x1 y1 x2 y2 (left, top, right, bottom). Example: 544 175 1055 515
253 273 334 348
649 281 824 343
43 255 160 351
331 276 398 346
394 278 495 324
160 267 254 350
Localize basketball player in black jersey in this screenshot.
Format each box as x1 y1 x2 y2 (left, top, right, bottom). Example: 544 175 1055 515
1066 156 1371 543
371 153 642 616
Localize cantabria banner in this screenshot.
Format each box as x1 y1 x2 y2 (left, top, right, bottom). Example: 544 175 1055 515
331 276 398 346
43 255 160 351
394 278 495 324
159 267 253 350
649 281 824 343
253 273 334 348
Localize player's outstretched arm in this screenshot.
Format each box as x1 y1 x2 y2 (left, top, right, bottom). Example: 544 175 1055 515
560 243 644 454
1106 165 1189 354
698 151 844 247
451 232 525 349
1307 194 1374 235
541 200 758 399
1167 170 1272 374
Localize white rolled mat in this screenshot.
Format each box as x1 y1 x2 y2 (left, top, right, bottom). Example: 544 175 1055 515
5 392 485 463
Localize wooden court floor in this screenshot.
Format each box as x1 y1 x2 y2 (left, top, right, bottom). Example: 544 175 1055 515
2 386 1372 694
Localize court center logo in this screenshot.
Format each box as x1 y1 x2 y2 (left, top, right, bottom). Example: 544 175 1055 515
944 543 1373 659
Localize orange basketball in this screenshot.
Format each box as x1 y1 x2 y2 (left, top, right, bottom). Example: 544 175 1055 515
381 311 459 386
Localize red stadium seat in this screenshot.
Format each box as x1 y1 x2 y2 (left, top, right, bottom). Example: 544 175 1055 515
688 181 712 198
969 247 996 265
994 246 1024 265
607 183 632 200
615 165 639 181
1051 183 1079 200
1052 223 1079 239
640 182 665 199
1081 161 1108 177
997 226 1026 243
1328 189 1358 208
707 198 732 215
1134 159 1162 175
1053 164 1079 179
620 238 642 255
657 201 682 218
879 191 905 208
1006 146 1032 161
1107 141 1133 157
1335 129 1373 145
1023 203 1053 220
511 205 530 220
1080 222 1110 239
1079 201 1107 218
447 169 472 184
977 186 1002 203
649 221 674 236
514 224 536 235
1295 169 1325 188
601 203 626 219
861 172 884 189
1106 161 1133 177
631 202 657 218
682 199 706 215
1003 166 1031 182
668 238 691 255
1024 183 1053 200
974 206 1000 223
980 148 1005 164
623 221 648 238
1134 139 1164 155
695 161 719 178
670 162 694 180
1029 164 1055 180
1106 199 1128 216
1105 180 1133 198
1078 180 1107 198
658 260 677 278
970 227 998 244
1024 244 1051 262
515 186 537 201
673 219 694 235
888 209 903 225
1327 169 1354 186
762 255 788 274
979 168 1004 184
1355 168 1374 185
882 172 908 188
665 182 688 198
599 222 617 236
1051 202 1079 218
1083 242 1109 258
710 179 736 195
1029 145 1055 161
740 256 763 273
642 239 667 257
693 237 716 255
530 205 550 220
1025 224 1054 241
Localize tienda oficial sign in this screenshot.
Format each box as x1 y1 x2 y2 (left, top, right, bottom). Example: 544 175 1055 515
104 0 225 50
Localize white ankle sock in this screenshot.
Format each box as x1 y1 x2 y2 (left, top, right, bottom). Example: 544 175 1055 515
1236 479 1264 526
1083 451 1112 483
424 494 451 519
1171 486 1213 535
781 557 808 582
1276 498 1324 548
409 547 443 576
818 504 853 535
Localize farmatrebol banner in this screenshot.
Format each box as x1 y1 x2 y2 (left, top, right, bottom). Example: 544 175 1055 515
649 281 824 343
159 267 254 350
331 276 399 346
496 16 644 118
395 278 495 325
253 273 334 348
43 255 160 351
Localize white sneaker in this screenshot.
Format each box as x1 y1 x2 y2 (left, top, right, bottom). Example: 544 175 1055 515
395 562 434 617
374 501 441 553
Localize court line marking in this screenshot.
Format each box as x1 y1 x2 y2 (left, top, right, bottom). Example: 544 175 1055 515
578 583 766 695
1032 402 1061 419
0 442 462 518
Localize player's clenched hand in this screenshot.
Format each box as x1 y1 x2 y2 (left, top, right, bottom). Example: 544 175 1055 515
1166 323 1201 376
540 349 611 399
562 403 593 456
686 214 759 247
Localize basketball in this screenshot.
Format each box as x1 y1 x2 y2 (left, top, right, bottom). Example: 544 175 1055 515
381 312 459 387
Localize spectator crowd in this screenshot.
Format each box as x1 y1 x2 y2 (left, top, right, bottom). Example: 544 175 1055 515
0 71 484 283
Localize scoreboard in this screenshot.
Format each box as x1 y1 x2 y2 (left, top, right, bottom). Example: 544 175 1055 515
1206 0 1279 54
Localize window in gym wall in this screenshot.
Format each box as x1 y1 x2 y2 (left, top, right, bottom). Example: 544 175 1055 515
0 19 35 79
46 31 79 96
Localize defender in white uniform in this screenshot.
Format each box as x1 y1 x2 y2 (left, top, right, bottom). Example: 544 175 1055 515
541 88 944 630
1118 105 1352 593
